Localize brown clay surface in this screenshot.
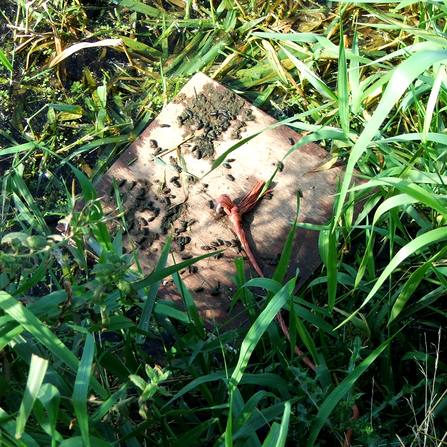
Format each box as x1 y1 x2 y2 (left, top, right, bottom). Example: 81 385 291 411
94 72 351 330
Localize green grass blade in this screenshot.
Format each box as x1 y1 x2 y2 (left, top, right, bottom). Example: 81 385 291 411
132 250 221 290
271 191 300 285
261 401 290 447
15 354 48 439
337 226 447 329
10 171 49 235
349 26 361 115
73 333 95 447
172 271 203 332
36 383 61 446
136 233 173 344
59 436 115 447
318 227 337 312
338 18 350 137
0 291 108 399
229 276 297 391
388 245 447 324
306 335 395 447
422 64 445 143
0 48 13 72
280 46 337 101
334 50 447 224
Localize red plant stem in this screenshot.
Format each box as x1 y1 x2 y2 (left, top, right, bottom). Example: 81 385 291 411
216 181 315 370
216 180 359 445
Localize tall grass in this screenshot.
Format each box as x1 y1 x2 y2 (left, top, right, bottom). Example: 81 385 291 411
1 0 447 445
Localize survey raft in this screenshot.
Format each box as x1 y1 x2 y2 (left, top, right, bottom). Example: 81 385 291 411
93 72 353 330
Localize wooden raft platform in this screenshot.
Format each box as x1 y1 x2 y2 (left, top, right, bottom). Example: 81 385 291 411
94 72 348 330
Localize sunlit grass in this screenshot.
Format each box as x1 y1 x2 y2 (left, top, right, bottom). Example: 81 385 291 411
0 0 446 446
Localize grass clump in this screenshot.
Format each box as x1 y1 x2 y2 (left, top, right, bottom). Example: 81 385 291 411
1 0 447 446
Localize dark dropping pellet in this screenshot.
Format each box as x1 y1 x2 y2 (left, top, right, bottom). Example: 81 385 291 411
223 162 232 169
288 137 295 145
201 245 212 251
226 158 235 163
195 287 204 292
278 161 284 172
170 176 180 183
135 235 147 244
181 254 193 260
172 180 182 188
210 241 219 247
208 200 214 209
214 252 223 260
160 124 170 128
188 265 198 274
150 139 158 148
216 238 224 246
226 174 235 181
224 240 232 247
118 178 127 187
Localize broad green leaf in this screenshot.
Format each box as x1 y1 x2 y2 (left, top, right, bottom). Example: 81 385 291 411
15 355 48 439
73 333 95 447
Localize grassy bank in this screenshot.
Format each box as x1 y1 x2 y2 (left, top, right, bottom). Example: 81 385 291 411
0 0 446 445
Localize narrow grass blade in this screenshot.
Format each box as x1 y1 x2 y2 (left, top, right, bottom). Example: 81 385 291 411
170 418 218 447
11 171 49 235
172 271 203 332
389 245 447 324
306 335 395 447
338 19 350 137
73 333 95 447
229 276 297 391
261 401 290 447
0 48 13 72
0 291 107 399
334 50 447 225
136 233 172 344
349 26 361 115
281 46 337 101
133 250 220 290
59 436 115 447
15 354 48 439
69 164 113 252
113 0 164 17
318 227 337 312
337 226 447 329
271 191 300 285
422 65 445 144
35 383 61 446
